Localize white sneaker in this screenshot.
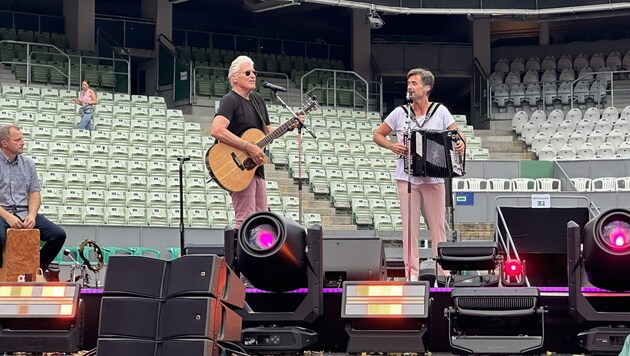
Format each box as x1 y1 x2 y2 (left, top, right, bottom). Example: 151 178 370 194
409 275 419 281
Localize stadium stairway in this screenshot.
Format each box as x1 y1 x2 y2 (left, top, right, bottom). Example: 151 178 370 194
473 120 535 160
265 163 357 230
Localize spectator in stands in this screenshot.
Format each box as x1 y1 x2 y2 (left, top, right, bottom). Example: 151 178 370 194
210 55 301 228
0 124 66 281
71 80 97 131
373 68 465 281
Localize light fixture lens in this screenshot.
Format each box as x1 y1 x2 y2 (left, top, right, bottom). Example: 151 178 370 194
504 259 522 277
248 223 278 251
603 220 630 250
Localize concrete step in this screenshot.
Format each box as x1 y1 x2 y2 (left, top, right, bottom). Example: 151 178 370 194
474 129 514 137
322 224 357 230
302 200 332 209
481 137 521 145
489 151 535 160
303 207 338 217
484 144 530 153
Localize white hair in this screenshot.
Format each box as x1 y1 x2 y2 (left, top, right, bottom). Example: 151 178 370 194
228 55 254 87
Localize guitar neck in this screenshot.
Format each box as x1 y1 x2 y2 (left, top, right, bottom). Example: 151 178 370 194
256 112 303 148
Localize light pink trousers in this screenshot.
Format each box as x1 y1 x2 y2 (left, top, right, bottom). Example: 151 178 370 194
230 176 269 229
396 180 446 279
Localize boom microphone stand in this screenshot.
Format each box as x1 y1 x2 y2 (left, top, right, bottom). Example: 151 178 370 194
404 92 413 281
268 88 317 225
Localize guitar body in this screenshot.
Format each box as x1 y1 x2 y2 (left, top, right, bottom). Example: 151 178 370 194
206 128 269 192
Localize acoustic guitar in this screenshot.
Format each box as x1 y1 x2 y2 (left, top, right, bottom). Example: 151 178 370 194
205 98 318 192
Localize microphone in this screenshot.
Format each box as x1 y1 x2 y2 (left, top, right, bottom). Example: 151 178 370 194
264 82 287 92
406 91 412 103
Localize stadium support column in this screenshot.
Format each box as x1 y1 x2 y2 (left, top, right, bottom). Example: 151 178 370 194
539 22 550 46
351 8 371 82
63 0 95 51
472 18 491 77
141 0 173 97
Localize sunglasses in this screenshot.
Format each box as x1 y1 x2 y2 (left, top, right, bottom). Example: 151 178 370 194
244 70 258 76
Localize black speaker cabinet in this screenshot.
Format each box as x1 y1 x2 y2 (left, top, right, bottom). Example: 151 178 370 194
98 297 161 339
96 338 157 356
104 255 167 298
165 255 245 309
162 339 229 356
160 297 242 342
322 236 387 285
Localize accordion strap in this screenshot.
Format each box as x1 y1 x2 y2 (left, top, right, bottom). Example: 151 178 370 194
400 102 441 128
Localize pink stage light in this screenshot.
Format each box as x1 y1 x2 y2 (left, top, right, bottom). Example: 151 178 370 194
603 221 630 250
248 224 278 251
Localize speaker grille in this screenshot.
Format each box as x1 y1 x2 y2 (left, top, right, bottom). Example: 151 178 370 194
440 246 496 257
456 296 537 311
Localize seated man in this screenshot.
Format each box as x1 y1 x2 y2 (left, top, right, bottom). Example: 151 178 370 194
0 124 66 280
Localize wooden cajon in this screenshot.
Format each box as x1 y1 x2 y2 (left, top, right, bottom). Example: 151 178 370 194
0 228 40 282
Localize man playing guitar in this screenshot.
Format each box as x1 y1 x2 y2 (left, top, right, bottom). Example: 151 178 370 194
210 55 302 228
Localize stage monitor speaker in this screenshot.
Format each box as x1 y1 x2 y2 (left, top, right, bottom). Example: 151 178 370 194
96 338 157 356
104 255 166 298
322 236 387 286
437 241 499 271
160 297 242 342
165 255 245 310
98 297 161 339
184 243 224 256
162 339 230 356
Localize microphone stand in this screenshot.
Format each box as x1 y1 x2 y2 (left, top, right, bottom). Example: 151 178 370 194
404 95 413 282
269 89 317 225
177 155 190 254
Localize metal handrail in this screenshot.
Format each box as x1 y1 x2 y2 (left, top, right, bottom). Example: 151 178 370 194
300 69 371 111
0 40 71 87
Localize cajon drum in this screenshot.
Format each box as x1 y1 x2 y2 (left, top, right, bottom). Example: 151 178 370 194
0 228 40 282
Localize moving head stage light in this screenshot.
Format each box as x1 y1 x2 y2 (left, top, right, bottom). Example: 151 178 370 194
568 208 630 355
224 211 323 353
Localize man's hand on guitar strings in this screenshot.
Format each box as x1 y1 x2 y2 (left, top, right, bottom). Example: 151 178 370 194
245 143 267 165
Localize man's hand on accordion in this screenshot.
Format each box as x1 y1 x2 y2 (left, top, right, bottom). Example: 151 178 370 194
390 141 408 156
454 137 465 155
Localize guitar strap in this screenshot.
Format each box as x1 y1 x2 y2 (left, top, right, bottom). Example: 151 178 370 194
250 92 270 135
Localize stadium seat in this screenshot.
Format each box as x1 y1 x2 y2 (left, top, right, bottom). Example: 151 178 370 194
605 51 622 70
595 142 616 158
541 55 557 71
511 111 528 135
537 144 557 160
556 143 577 160
576 142 596 159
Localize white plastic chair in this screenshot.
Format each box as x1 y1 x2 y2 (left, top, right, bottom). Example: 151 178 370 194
570 177 592 192
536 178 561 192
591 177 617 191
511 178 537 191
487 178 511 191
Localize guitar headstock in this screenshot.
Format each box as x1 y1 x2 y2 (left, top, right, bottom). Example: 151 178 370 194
301 97 319 115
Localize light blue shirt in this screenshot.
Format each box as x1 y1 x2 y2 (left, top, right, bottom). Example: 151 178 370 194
0 151 41 217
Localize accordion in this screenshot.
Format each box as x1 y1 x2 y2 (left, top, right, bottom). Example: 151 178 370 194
406 129 465 178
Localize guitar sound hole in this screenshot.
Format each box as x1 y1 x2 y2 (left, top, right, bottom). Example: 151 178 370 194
244 157 257 170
